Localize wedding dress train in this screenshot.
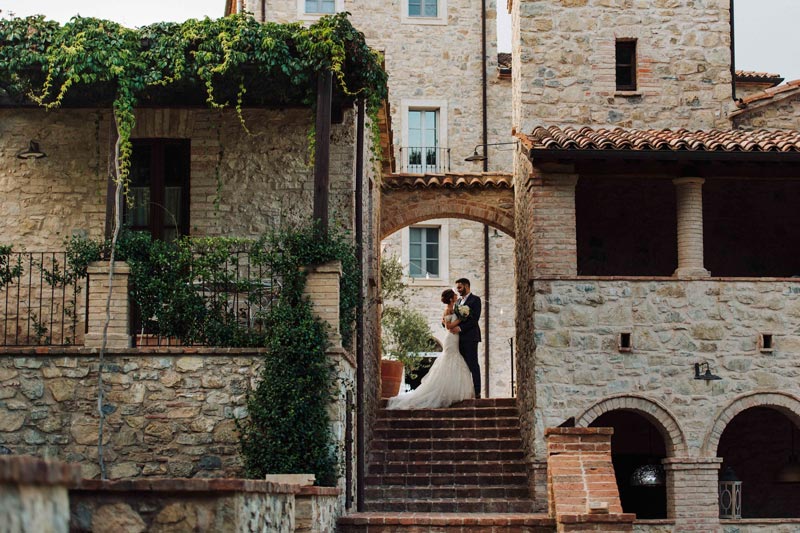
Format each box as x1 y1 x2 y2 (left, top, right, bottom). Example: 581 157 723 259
386 314 475 410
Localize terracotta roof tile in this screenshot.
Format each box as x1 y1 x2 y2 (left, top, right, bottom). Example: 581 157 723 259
518 126 800 153
735 70 784 86
737 78 800 108
382 172 513 190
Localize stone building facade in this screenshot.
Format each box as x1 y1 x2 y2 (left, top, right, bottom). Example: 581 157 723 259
510 0 800 530
232 0 519 398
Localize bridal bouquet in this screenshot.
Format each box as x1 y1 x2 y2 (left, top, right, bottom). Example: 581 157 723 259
455 304 470 320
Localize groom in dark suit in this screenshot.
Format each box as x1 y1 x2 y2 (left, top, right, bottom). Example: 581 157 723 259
452 278 482 398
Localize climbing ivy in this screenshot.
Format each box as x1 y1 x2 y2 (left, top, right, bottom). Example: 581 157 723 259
0 12 388 185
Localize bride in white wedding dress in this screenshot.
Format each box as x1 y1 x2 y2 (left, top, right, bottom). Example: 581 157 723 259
386 289 475 410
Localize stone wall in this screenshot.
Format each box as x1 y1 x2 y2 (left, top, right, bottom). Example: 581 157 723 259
531 278 800 458
0 106 358 250
381 218 516 397
730 92 800 129
512 0 735 134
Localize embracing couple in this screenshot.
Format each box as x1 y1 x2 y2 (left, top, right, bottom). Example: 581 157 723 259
387 278 481 410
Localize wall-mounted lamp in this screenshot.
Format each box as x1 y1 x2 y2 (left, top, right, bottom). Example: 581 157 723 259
694 361 722 381
465 141 518 162
16 140 46 160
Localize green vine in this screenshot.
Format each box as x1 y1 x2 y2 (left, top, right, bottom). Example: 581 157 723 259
0 12 388 190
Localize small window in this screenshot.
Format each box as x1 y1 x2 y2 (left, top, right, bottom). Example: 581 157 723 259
616 40 637 91
305 0 335 13
409 0 438 17
406 109 441 172
409 227 440 278
759 333 774 353
618 332 632 353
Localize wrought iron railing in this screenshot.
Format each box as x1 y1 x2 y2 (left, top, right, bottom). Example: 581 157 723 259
0 252 86 346
399 146 450 173
131 249 280 347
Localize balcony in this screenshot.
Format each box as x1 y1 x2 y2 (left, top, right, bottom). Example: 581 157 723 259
399 146 450 173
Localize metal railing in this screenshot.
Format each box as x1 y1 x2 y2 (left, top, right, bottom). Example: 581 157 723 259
399 146 451 173
131 249 280 347
0 252 86 346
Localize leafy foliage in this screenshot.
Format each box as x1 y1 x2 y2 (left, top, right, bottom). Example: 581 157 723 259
0 12 388 184
0 245 23 290
380 255 437 376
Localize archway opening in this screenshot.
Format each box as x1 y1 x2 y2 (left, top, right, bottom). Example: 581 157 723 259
717 407 800 518
380 218 516 397
591 410 668 519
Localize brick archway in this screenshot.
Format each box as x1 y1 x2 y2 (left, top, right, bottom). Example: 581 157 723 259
575 394 688 457
380 173 514 239
703 392 800 457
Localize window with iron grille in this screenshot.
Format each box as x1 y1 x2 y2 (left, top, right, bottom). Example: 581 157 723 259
409 227 440 278
408 0 438 17
407 108 439 172
305 0 335 14
616 40 637 91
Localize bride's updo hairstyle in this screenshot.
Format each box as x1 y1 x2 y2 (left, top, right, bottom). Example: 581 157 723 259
441 288 456 304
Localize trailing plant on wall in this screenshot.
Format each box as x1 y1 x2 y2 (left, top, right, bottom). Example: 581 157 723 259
0 12 388 187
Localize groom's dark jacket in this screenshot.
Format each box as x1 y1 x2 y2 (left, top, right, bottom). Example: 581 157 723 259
458 293 482 343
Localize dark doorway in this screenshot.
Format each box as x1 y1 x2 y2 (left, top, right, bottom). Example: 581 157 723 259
126 139 191 241
717 407 800 518
591 410 668 519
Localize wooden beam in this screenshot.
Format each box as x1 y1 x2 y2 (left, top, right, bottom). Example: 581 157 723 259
313 71 333 237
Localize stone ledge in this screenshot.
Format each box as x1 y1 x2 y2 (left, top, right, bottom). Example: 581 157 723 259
559 513 636 524
720 519 800 524
73 477 302 494
0 346 269 356
297 485 340 496
545 427 613 436
532 275 800 283
0 455 82 486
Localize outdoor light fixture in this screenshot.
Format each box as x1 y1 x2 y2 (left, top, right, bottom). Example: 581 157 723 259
464 141 518 162
694 361 722 381
16 140 46 159
718 466 742 519
777 421 800 483
630 425 666 487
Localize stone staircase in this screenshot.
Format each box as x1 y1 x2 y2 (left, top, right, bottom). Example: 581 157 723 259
338 398 554 532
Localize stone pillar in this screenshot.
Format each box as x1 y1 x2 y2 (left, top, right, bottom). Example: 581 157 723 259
673 178 710 278
303 261 342 349
531 168 579 277
85 261 132 349
0 455 81 533
663 457 722 533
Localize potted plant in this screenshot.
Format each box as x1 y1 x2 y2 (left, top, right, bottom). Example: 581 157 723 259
379 256 436 398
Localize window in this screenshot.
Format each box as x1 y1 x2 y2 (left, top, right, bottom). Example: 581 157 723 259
125 139 190 241
407 109 440 172
616 40 637 91
305 0 335 13
409 227 439 278
409 0 437 17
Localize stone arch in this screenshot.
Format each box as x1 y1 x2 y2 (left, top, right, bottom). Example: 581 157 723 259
703 391 800 457
575 394 688 457
380 175 515 240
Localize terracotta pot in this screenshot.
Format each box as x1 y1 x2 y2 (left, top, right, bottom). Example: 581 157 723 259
380 359 404 398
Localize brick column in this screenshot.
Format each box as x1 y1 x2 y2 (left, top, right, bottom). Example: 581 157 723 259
531 168 579 277
303 261 342 349
663 457 722 533
85 261 132 349
673 177 710 278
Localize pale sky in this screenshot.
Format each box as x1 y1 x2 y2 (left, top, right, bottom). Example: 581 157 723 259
2 0 799 83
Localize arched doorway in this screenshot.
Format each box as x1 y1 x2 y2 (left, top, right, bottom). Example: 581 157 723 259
590 411 668 519
717 407 800 518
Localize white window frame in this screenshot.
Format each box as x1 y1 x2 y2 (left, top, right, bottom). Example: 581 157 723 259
297 0 344 20
401 0 447 25
400 99 448 173
401 219 450 286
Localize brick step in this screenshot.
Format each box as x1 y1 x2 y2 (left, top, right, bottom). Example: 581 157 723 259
366 484 530 500
381 398 517 408
362 498 538 513
372 437 523 451
368 459 527 475
369 448 525 463
366 471 529 487
338 512 555 533
378 406 518 419
373 427 521 439
375 416 520 429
